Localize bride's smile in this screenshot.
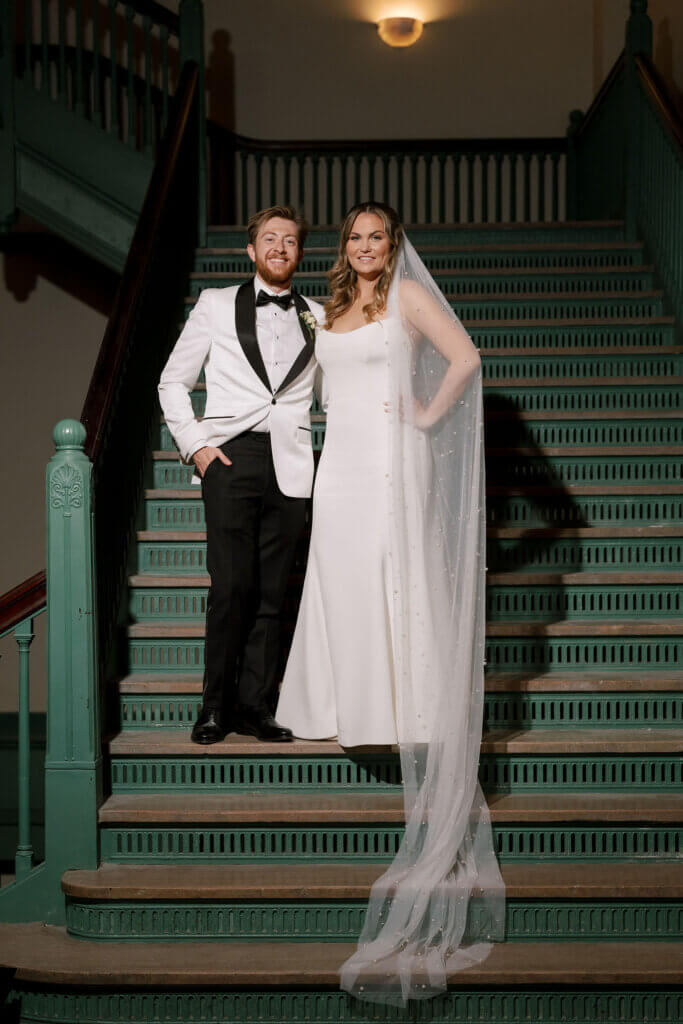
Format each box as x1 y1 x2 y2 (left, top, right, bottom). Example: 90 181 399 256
346 212 392 280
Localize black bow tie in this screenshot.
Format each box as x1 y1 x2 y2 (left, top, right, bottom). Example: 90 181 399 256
256 289 292 311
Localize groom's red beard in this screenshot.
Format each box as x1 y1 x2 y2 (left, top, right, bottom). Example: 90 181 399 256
254 252 299 289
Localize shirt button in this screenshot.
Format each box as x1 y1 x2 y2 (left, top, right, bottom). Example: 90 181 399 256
271 397 277 405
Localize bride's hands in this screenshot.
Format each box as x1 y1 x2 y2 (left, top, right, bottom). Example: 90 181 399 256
383 398 434 430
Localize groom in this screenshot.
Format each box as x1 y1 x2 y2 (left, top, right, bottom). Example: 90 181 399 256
158 205 325 744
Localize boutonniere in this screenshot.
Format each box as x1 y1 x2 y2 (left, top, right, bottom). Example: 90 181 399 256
299 310 319 342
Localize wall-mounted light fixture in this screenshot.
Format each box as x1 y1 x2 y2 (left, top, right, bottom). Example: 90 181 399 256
377 17 424 47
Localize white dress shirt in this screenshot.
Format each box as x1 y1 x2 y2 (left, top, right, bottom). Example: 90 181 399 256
252 274 306 431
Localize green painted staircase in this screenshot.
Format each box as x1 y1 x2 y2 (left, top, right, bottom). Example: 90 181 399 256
6 220 679 1020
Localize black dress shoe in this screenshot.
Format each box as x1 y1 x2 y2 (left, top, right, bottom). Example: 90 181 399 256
191 707 227 745
234 707 293 742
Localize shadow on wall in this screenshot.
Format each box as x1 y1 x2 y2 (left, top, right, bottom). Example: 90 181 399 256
655 17 683 117
207 29 236 133
2 222 119 312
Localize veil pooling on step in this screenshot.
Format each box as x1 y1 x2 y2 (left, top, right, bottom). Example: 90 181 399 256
339 238 505 1005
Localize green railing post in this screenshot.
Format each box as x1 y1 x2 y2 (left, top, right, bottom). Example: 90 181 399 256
180 0 206 244
566 110 583 220
14 617 35 882
0 0 17 233
43 419 102 874
624 0 653 240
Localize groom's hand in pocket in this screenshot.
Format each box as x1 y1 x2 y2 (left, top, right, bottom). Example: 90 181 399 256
192 445 232 478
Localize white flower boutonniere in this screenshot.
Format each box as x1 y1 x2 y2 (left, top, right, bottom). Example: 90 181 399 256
299 310 319 342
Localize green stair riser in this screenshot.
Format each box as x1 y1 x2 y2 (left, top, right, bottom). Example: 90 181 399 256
151 456 683 491
184 296 666 320
128 585 683 623
188 387 682 418
144 493 683 530
108 755 683 793
485 495 683 528
99 825 682 864
126 637 683 674
115 693 683 732
135 538 683 574
8 987 682 1024
188 270 656 297
63 898 683 943
159 418 683 454
196 248 647 273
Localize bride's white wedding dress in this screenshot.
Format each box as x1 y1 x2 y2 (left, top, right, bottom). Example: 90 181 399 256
276 239 504 1005
276 316 434 746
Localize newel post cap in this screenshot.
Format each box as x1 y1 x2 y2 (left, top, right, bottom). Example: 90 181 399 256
53 419 87 451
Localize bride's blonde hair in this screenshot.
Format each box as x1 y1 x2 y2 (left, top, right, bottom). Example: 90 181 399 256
325 202 404 328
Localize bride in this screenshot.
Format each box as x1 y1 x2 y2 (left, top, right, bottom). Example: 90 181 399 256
276 202 505 1003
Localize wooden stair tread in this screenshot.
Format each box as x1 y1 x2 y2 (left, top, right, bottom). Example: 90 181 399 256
128 571 683 587
192 264 653 280
62 862 683 900
189 371 681 386
200 240 642 255
482 345 682 358
98 792 683 824
117 671 683 694
137 525 683 540
126 620 683 639
1 925 680 986
144 485 683 498
487 445 683 456
107 728 683 756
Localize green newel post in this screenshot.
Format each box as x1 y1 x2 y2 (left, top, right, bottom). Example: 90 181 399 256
43 420 102 873
624 0 653 240
0 421 102 923
180 0 206 245
0 0 17 233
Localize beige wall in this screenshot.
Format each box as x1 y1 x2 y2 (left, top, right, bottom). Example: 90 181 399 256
196 0 682 141
0 234 110 711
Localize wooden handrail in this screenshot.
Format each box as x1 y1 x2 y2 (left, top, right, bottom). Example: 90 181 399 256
636 54 683 152
81 60 199 462
573 51 626 140
125 0 180 35
0 61 199 632
217 125 567 157
0 571 46 637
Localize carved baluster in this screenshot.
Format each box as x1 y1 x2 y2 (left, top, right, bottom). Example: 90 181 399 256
160 25 170 136
57 0 66 101
109 0 120 139
481 153 489 223
523 151 532 222
143 15 152 155
312 154 319 224
14 617 35 881
495 152 503 222
438 153 446 224
551 151 561 221
92 0 101 124
453 154 461 224
325 155 333 224
538 152 547 221
466 152 475 223
510 151 518 222
125 5 135 146
40 0 49 95
75 0 84 114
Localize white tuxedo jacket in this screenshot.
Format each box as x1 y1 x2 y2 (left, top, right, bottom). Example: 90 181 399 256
158 282 325 498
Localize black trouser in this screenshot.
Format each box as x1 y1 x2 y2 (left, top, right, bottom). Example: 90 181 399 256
201 432 307 715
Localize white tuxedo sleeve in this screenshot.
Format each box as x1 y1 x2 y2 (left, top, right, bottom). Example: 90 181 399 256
158 290 213 462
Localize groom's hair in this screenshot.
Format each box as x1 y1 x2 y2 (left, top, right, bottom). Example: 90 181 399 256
247 205 309 249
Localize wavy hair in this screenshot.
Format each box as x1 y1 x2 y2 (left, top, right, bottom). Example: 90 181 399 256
325 202 404 328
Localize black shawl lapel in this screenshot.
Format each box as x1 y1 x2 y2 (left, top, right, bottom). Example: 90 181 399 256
235 280 272 392
276 291 315 394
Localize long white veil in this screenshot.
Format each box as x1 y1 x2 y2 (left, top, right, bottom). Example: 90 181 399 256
339 238 505 1005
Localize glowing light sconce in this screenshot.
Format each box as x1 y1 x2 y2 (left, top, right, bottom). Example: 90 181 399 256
377 17 424 47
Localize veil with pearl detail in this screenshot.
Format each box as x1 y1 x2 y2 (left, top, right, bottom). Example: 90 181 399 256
338 237 505 1005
